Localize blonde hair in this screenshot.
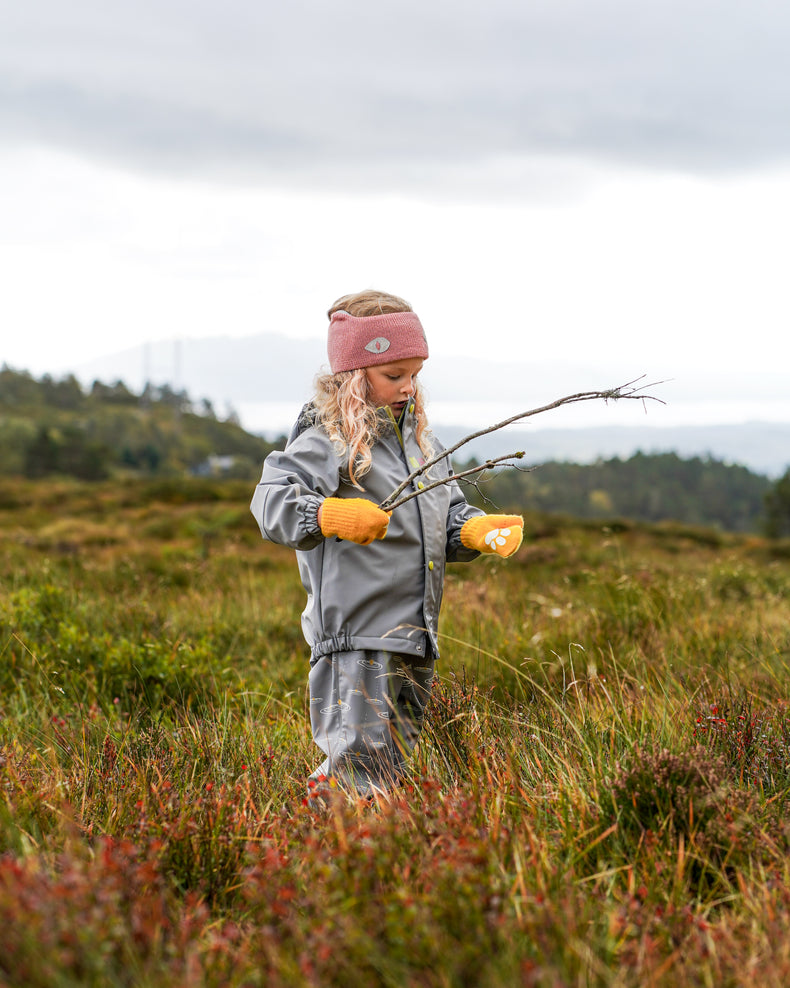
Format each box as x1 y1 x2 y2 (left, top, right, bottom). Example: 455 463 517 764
314 290 433 489
327 290 414 320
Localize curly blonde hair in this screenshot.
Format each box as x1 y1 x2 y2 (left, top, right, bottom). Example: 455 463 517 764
313 290 433 489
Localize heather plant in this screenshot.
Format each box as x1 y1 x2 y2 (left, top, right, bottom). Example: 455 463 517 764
693 692 790 793
601 744 768 898
2 477 790 986
0 836 212 988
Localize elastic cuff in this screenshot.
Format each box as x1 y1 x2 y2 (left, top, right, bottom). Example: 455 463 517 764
299 497 323 537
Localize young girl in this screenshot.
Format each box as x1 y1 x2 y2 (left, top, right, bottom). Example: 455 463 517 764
250 290 523 797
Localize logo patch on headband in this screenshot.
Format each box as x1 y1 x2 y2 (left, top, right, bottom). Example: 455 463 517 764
364 337 391 354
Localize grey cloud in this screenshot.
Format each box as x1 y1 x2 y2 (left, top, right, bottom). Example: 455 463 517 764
3 1 790 191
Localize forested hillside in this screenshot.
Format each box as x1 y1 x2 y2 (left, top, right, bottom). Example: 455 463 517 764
0 366 282 480
2 366 783 533
459 451 772 533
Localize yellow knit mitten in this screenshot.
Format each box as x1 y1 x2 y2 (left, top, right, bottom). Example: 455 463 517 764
320 497 391 545
460 514 524 558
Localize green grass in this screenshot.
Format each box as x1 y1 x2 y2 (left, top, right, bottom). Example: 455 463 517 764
2 479 790 985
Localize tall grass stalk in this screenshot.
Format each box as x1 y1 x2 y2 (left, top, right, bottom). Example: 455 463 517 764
2 479 790 985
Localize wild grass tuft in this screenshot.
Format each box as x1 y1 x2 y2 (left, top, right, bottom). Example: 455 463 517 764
1 477 790 985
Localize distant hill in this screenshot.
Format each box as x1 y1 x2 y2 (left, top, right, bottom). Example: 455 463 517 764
436 422 790 480
70 333 790 477
72 333 326 410
458 450 771 534
1 366 783 534
0 366 279 480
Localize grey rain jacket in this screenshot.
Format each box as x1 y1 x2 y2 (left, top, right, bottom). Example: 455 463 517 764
250 403 484 660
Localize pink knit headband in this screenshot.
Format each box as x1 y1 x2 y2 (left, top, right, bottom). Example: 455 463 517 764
327 310 429 373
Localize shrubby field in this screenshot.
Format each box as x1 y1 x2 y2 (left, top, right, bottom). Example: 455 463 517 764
2 477 790 986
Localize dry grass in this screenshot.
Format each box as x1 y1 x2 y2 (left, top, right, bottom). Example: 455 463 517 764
1 478 790 986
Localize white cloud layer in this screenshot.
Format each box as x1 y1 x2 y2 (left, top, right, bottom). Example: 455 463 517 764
3 1 790 192
1 2 789 433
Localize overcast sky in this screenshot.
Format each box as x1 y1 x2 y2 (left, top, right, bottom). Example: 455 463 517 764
2 1 789 430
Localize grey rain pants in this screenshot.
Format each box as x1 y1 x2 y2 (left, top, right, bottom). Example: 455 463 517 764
307 649 435 795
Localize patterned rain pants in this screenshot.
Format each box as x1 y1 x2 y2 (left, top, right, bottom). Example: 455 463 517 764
307 649 435 795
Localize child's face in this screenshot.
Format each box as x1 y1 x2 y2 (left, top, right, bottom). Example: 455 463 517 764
365 357 425 415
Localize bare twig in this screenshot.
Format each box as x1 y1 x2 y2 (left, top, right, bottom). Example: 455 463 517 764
384 452 527 511
379 376 666 511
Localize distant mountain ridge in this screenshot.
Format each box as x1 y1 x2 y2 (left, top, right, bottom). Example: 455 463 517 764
0 365 783 532
70 333 790 477
440 422 790 479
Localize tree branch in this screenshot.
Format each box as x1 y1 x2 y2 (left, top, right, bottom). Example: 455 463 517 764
378 376 666 511
384 452 527 511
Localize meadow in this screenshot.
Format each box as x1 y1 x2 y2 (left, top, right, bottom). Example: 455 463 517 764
2 476 790 986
